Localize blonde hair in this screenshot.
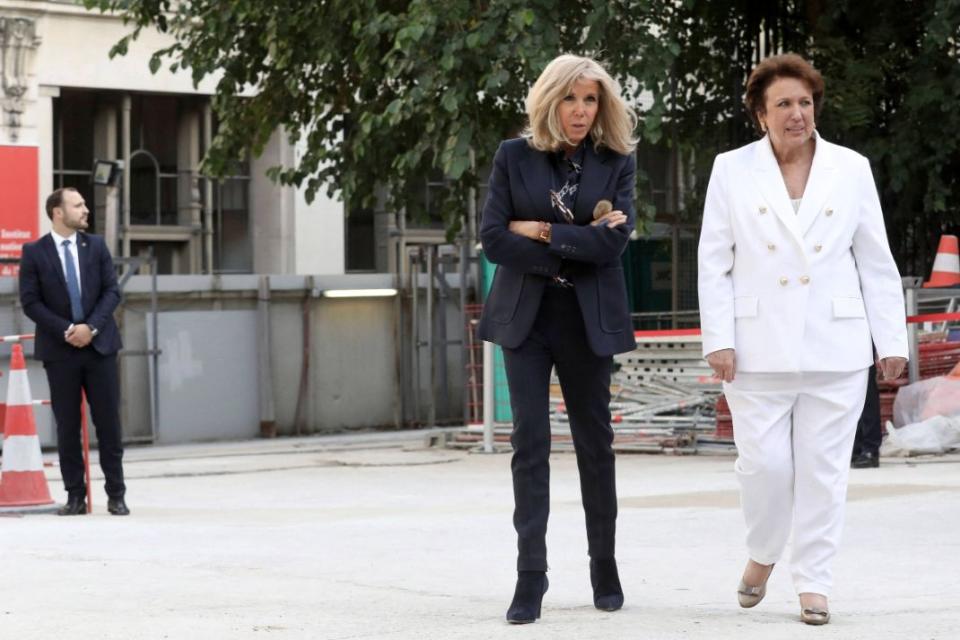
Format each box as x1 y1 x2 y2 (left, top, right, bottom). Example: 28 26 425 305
524 54 637 156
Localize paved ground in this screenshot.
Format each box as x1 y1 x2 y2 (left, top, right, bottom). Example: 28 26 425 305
2 430 958 639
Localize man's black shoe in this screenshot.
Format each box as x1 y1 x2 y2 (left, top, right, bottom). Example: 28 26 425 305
851 451 880 469
57 495 87 516
107 497 130 516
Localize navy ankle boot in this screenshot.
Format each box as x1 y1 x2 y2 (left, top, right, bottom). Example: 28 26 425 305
506 571 549 623
590 558 624 611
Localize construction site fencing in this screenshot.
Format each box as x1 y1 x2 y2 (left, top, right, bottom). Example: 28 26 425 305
455 329 725 455
461 282 960 454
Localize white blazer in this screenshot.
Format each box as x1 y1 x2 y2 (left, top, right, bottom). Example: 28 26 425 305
697 132 908 372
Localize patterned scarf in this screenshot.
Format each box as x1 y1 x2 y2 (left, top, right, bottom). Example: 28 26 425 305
549 146 584 224
546 145 585 287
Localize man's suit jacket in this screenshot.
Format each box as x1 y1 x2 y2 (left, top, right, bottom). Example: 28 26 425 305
477 137 637 357
19 232 123 362
697 132 908 372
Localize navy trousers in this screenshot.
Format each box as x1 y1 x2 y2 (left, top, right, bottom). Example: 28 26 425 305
853 364 882 457
44 347 126 499
502 286 617 572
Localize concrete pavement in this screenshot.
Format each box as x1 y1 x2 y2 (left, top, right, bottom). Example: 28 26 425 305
2 431 958 639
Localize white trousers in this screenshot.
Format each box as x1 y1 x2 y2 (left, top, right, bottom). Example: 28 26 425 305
723 369 869 596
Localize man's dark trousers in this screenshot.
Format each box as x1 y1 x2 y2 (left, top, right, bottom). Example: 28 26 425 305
853 364 882 457
44 347 125 499
502 286 617 572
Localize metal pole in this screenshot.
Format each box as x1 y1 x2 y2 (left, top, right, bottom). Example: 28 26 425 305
293 276 312 436
394 230 407 428
257 275 277 437
670 110 681 329
122 94 132 260
671 224 680 328
150 252 159 442
482 341 495 453
411 247 421 425
905 286 919 383
202 103 214 274
468 147 480 306
399 209 410 426
81 391 92 513
426 245 436 427
459 235 469 427
104 185 120 258
435 250 449 421
393 253 404 429
464 153 478 427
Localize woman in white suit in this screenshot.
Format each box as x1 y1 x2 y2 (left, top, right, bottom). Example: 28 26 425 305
697 54 907 625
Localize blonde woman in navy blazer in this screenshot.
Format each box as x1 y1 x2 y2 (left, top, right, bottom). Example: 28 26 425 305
478 54 637 624
698 54 908 625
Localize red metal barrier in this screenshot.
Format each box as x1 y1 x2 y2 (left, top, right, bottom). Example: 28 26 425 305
907 312 960 324
81 392 92 514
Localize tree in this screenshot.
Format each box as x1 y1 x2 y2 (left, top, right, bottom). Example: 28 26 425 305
77 0 808 228
811 0 960 274
83 0 676 234
84 0 960 273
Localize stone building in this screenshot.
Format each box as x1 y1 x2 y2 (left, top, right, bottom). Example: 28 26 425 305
1 0 345 276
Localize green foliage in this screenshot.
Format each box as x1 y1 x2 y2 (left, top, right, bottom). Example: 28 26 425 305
82 0 960 268
82 0 664 233
811 0 960 272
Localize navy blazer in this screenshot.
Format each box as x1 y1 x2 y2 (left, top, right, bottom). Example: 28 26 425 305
478 137 637 356
19 232 123 362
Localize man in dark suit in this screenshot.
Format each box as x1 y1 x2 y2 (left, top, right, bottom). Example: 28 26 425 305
19 187 129 516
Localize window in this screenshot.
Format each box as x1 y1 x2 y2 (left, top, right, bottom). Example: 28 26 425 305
345 205 376 272
51 90 252 274
52 90 109 233
212 174 252 273
128 94 188 226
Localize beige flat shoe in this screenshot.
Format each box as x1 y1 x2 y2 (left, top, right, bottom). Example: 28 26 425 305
737 562 774 608
737 580 766 608
800 607 830 625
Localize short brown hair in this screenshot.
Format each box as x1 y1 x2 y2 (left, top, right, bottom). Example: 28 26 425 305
744 53 824 133
45 187 78 220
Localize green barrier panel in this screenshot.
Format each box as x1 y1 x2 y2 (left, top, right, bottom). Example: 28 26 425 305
480 253 513 423
623 238 671 317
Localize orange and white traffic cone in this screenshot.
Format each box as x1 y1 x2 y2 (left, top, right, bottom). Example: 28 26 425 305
923 234 960 288
0 344 56 510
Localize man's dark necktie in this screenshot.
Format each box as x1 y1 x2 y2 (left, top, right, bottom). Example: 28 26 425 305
62 239 84 322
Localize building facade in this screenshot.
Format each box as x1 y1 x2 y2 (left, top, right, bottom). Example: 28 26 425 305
0 0 345 276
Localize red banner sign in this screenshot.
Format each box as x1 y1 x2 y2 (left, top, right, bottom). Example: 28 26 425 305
0 145 39 277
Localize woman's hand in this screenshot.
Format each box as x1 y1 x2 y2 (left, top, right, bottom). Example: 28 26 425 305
508 220 542 240
509 211 626 239
878 356 907 380
590 210 628 228
706 348 736 382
